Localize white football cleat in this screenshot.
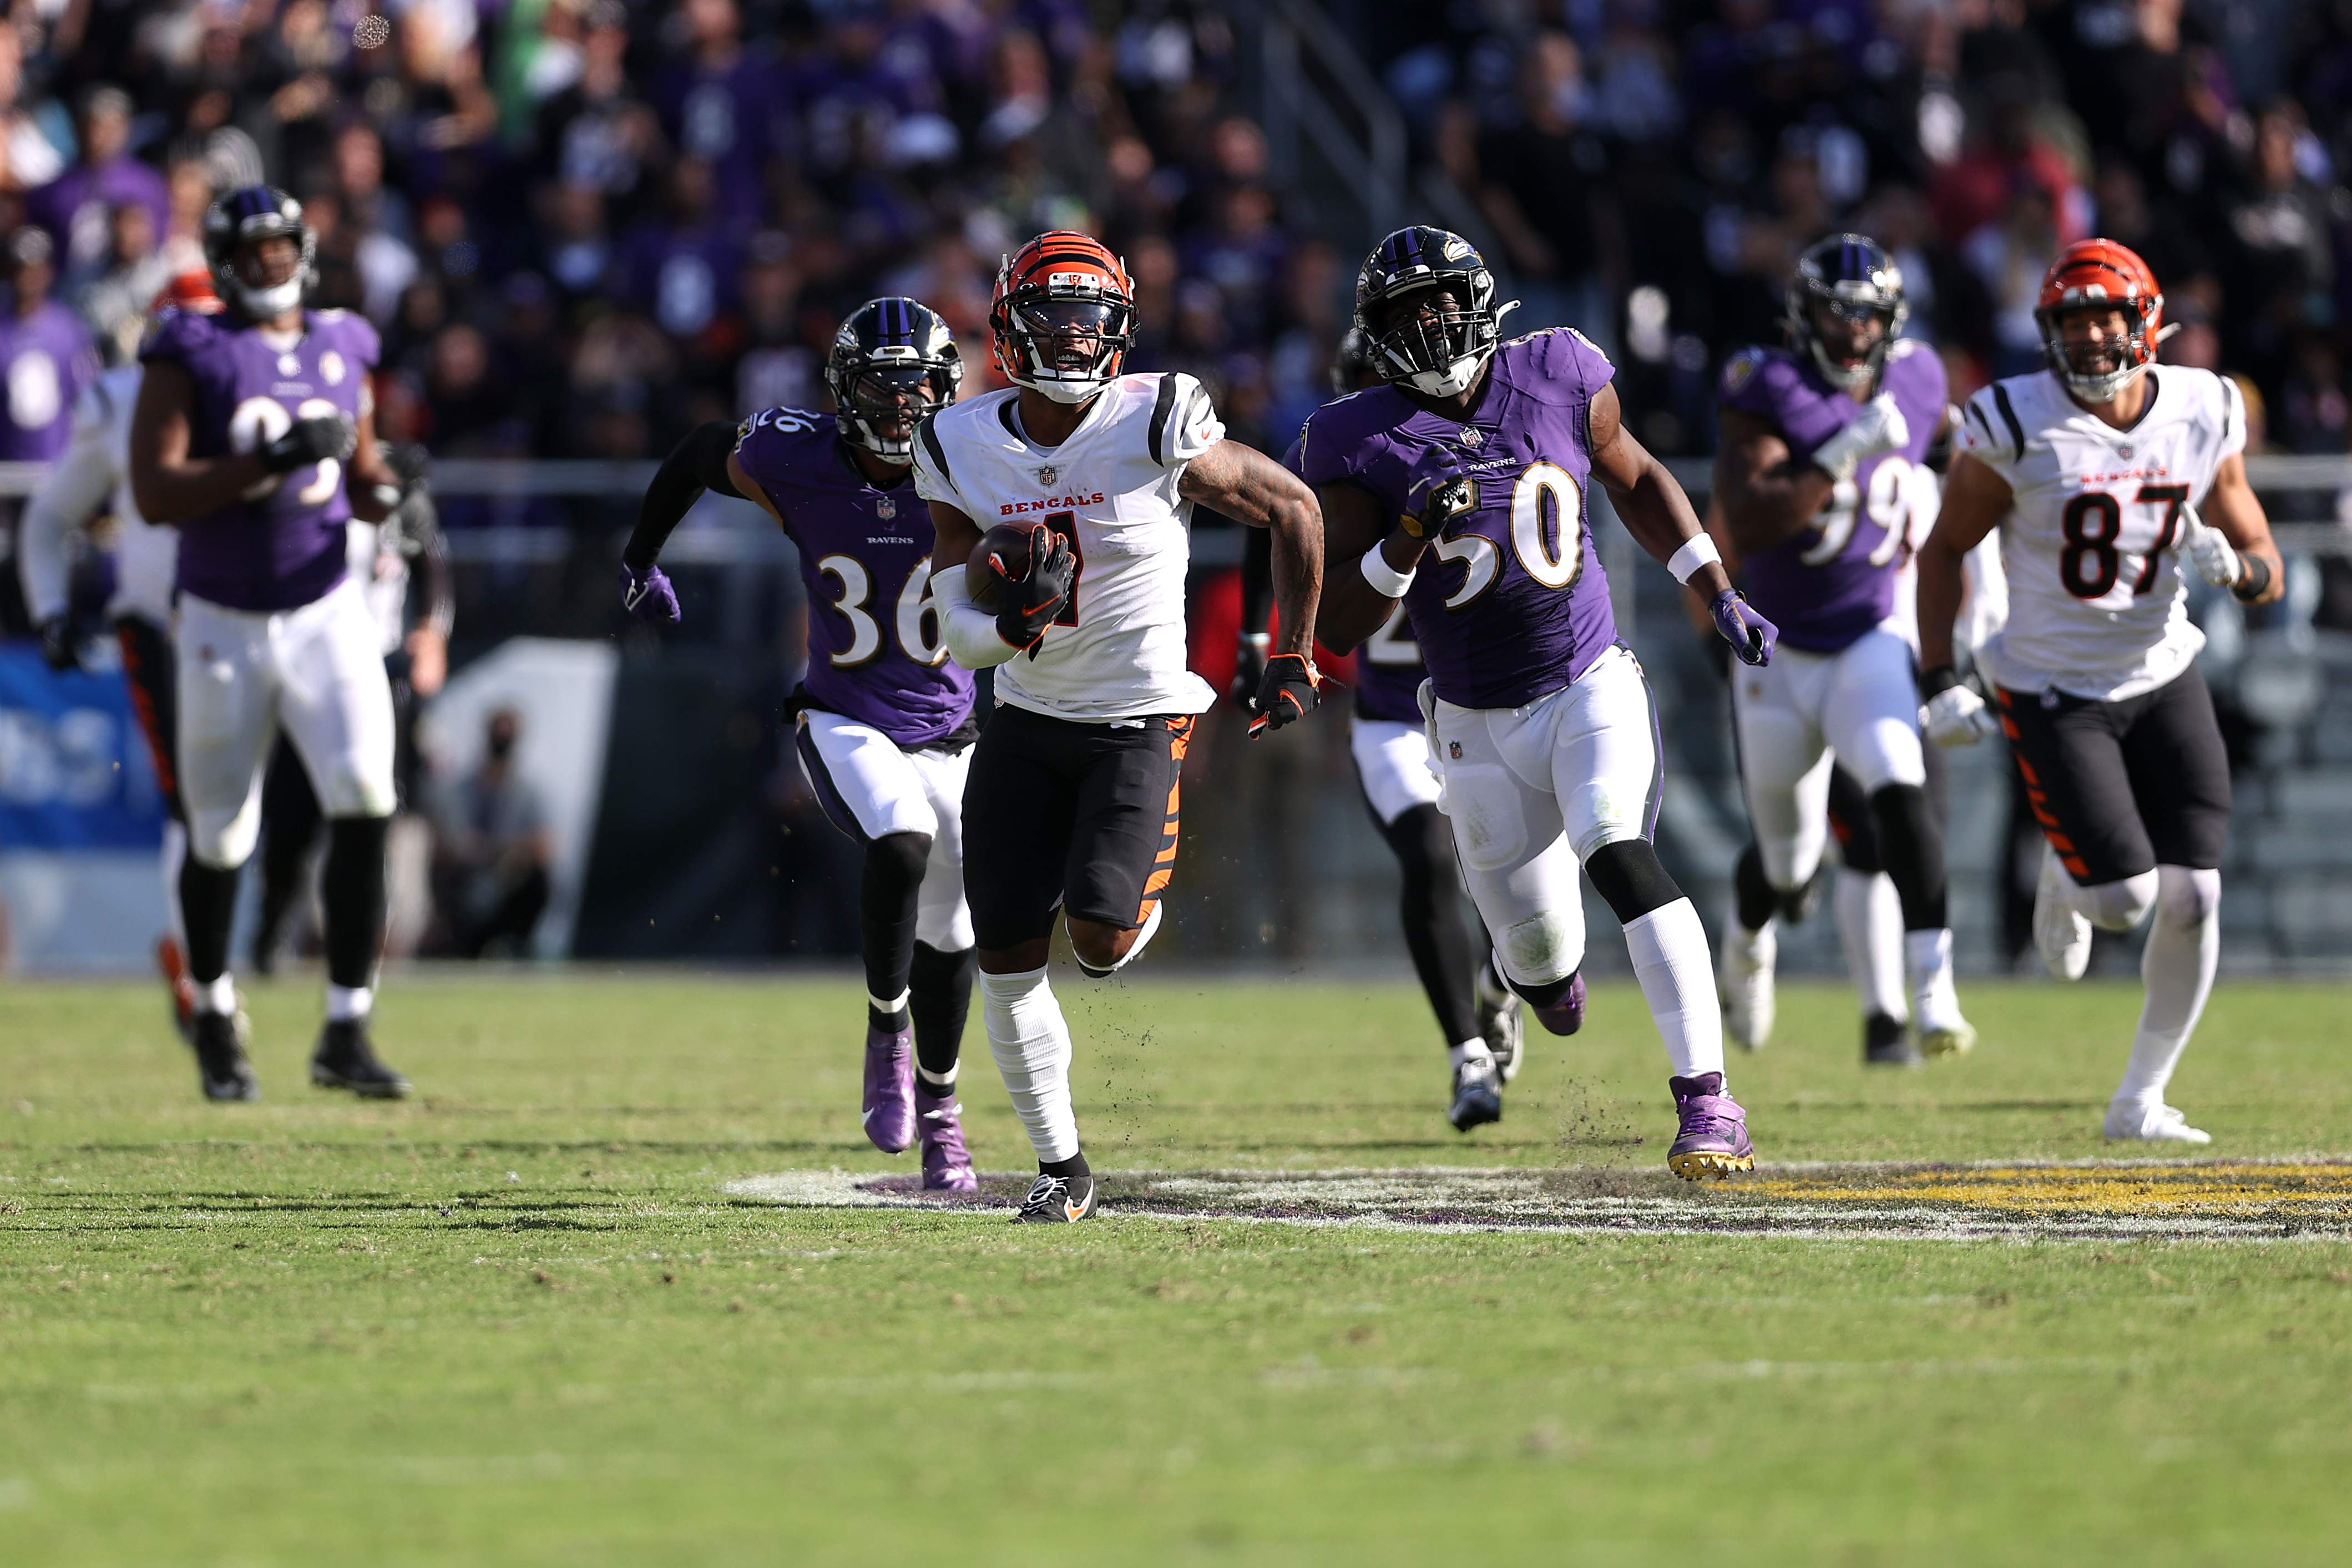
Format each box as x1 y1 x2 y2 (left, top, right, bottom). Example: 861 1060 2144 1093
1717 918 1776 1052
2033 844 2093 982
2104 1100 2212 1145
1476 958 1527 1082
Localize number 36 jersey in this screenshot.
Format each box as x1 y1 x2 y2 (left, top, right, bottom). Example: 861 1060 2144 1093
912 373 1222 723
733 407 974 746
1957 367 2245 702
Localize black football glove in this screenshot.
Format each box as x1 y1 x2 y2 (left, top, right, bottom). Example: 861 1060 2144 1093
1248 652 1323 737
993 523 1075 658
36 612 78 672
259 413 357 474
1230 631 1269 714
378 484 438 558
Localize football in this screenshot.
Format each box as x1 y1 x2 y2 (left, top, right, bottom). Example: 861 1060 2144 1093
967 522 1040 612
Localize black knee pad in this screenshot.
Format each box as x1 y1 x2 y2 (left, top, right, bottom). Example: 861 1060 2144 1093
1584 838 1685 925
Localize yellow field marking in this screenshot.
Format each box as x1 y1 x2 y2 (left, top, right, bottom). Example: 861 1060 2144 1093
1751 1162 2352 1216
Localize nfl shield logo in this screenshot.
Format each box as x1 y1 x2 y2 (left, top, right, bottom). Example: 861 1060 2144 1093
1448 740 1463 760
1036 464 1059 487
876 495 897 520
1458 427 1483 448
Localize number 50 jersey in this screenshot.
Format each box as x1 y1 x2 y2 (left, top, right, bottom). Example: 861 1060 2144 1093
1957 366 2246 702
912 372 1222 722
1297 327 1619 711
734 406 974 746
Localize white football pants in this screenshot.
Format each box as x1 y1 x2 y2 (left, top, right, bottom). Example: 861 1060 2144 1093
1351 717 1443 827
1420 645 1661 989
795 708 973 953
1731 624 1924 894
175 576 396 868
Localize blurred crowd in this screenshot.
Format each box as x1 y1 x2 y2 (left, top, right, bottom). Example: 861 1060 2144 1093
0 0 2340 477
1378 0 2351 459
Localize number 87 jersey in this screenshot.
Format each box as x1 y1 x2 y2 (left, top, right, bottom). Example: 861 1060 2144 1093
1957 365 2247 702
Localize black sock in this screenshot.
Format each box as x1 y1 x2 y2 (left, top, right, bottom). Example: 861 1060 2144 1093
179 856 241 986
1506 970 1575 1009
321 815 390 989
909 941 974 1083
255 736 320 956
1733 842 1777 932
1378 803 1481 1045
860 832 929 1028
1040 1150 1089 1179
1870 783 1949 930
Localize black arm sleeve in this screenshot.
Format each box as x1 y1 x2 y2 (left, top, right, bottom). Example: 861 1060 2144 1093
411 529 454 640
623 420 743 571
1237 521 1274 638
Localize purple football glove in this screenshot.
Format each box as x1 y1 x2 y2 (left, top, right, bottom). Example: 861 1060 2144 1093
619 563 680 623
1711 589 1776 667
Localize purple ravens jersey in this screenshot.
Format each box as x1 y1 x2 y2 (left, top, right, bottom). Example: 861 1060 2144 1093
1716 338 1947 653
0 300 98 462
140 307 380 612
1299 327 1619 711
1281 432 1423 723
734 407 973 746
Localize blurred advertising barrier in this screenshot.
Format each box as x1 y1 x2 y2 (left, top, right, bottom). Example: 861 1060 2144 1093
0 644 166 972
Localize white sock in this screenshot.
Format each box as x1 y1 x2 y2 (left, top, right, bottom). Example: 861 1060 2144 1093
160 820 188 949
1903 927 1953 1004
918 1061 958 1091
1834 869 1906 1020
979 965 1079 1162
326 984 373 1023
1447 1039 1493 1073
1625 898 1723 1079
2115 866 2220 1108
2071 864 2161 932
195 973 235 1016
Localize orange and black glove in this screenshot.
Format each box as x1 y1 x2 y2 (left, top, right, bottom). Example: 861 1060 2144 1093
1247 653 1323 737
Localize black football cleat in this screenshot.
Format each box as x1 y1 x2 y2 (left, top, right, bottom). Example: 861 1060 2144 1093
1013 1172 1097 1223
311 1019 413 1099
190 1009 260 1102
1863 1011 1921 1068
1447 1059 1503 1131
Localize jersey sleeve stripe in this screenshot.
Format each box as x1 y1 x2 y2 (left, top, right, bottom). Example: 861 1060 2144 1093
1990 385 2026 462
919 413 952 490
1147 372 1182 467
1962 399 1992 441
2221 375 2240 448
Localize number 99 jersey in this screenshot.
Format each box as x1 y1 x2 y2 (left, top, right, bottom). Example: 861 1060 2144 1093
733 406 974 746
139 305 378 613
1296 327 1619 711
1958 366 2246 702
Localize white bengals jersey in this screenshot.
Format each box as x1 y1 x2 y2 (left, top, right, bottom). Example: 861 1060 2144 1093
1956 366 2245 701
913 372 1222 722
23 365 178 625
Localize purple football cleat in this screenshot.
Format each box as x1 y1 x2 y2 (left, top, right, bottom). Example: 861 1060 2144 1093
1532 971 1586 1036
915 1084 978 1192
1667 1072 1756 1180
862 1024 915 1154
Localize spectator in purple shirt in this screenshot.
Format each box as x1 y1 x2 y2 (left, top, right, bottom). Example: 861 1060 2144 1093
655 0 786 230
0 227 98 462
25 85 171 283
613 158 743 342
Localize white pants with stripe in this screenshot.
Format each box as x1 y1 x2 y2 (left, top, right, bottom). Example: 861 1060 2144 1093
1729 624 1923 893
1421 645 1661 989
175 576 396 868
795 708 973 952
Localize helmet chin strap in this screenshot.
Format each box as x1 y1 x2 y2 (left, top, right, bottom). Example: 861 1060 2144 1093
230 275 304 318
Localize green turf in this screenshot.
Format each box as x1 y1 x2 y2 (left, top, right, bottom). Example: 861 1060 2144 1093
3 973 2349 1565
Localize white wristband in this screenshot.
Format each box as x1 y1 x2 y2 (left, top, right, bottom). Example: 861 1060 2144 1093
1360 545 1416 598
1667 534 1722 585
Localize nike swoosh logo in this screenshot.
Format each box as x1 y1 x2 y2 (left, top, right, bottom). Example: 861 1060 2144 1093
861 1109 876 1125
1064 1194 1091 1220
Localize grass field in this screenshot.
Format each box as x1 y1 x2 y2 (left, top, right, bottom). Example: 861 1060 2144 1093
4 970 2350 1565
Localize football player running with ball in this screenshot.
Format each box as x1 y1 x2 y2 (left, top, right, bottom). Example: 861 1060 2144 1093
1307 226 1777 1180
919 232 1324 1223
1237 328 1525 1131
1711 235 1974 1066
128 188 412 1101
620 297 983 1192
1918 239 2283 1144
